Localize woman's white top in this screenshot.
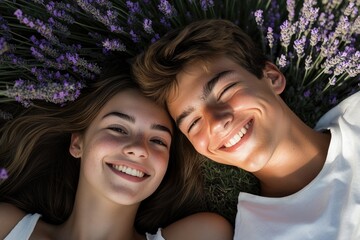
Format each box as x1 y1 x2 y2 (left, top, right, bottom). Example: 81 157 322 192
5 213 165 240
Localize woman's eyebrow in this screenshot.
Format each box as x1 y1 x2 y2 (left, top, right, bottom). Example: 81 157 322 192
151 124 173 137
103 112 135 123
103 111 172 137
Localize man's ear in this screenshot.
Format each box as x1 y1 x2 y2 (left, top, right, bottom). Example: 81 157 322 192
69 133 83 158
263 61 286 94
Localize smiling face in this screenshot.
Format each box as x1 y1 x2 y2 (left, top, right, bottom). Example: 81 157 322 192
70 89 173 206
167 56 287 172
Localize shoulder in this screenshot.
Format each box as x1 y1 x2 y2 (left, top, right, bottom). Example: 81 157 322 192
316 91 360 130
162 212 233 240
0 202 27 238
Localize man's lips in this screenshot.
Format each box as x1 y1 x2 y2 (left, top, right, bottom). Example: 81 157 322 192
219 119 253 149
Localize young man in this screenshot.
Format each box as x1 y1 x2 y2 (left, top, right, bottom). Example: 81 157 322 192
132 19 360 239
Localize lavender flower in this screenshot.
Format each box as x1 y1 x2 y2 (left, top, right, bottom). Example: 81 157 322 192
277 54 288 68
303 89 311 98
0 168 8 180
280 20 294 49
102 38 126 51
310 28 320 46
294 36 306 57
266 27 274 49
126 1 141 14
200 0 215 11
4 77 85 106
143 18 153 34
130 30 140 43
158 0 177 18
46 1 76 24
14 9 60 44
76 0 123 33
286 0 295 21
254 10 264 27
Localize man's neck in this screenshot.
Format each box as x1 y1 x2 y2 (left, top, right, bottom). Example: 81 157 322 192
256 129 331 197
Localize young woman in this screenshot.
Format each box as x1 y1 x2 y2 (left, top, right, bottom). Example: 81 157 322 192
0 64 233 240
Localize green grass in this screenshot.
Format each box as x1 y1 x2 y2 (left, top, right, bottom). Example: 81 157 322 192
203 160 260 225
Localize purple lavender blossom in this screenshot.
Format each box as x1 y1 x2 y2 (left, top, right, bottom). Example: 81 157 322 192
14 9 60 44
77 0 122 33
46 1 75 24
5 77 85 106
0 168 8 180
280 20 294 49
151 33 160 43
310 28 320 46
126 1 141 14
266 27 274 49
303 89 311 98
143 18 153 34
286 0 295 21
130 30 140 43
102 38 126 51
277 54 288 68
158 0 177 18
200 0 214 11
329 77 336 86
254 10 264 27
160 17 171 29
294 36 306 57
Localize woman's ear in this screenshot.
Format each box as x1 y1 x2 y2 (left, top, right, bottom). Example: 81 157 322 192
263 61 286 94
69 133 83 158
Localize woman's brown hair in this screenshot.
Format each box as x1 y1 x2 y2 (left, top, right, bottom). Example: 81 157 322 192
0 61 206 234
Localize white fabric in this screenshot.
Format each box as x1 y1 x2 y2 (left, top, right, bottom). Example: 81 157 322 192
146 228 165 240
4 213 41 240
234 91 360 240
5 213 165 240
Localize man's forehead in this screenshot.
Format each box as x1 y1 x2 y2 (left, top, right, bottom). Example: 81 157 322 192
181 57 217 75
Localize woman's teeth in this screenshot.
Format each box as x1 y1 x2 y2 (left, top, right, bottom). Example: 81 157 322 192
224 122 250 148
112 164 145 178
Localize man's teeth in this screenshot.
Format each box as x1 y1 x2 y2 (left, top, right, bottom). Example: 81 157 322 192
224 123 250 148
112 165 145 178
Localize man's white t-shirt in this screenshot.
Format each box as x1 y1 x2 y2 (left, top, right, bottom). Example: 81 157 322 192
234 91 360 240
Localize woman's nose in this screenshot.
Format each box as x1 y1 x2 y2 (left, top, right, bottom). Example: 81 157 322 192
123 138 148 158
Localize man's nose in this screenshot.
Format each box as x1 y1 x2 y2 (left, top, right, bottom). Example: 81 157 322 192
204 105 233 134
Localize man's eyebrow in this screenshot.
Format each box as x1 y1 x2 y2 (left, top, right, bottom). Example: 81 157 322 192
176 106 195 127
103 112 172 137
175 70 233 128
202 70 233 100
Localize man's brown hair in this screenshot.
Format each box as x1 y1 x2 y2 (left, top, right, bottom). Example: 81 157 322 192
133 19 268 107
